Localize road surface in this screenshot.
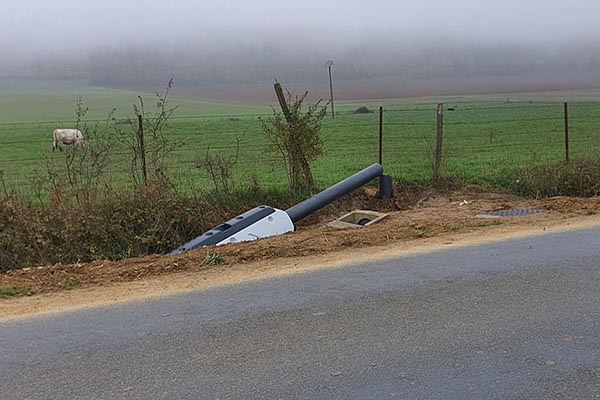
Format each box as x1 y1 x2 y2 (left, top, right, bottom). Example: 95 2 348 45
1 227 600 399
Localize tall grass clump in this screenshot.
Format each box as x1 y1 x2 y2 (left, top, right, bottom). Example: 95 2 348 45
512 156 600 198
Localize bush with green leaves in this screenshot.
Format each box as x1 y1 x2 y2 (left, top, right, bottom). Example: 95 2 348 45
259 91 327 194
353 106 373 114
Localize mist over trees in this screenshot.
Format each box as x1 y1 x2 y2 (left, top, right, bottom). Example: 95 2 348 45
2 0 600 96
2 39 600 89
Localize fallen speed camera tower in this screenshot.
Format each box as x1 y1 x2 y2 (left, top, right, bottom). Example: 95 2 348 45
170 163 388 254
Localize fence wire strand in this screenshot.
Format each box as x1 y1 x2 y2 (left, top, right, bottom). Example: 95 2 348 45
1 101 600 187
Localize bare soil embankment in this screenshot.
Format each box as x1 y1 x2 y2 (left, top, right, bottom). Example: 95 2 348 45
2 187 600 322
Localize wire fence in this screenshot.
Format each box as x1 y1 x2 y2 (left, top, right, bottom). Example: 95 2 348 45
1 100 599 193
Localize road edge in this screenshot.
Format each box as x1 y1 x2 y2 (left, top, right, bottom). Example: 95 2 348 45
2 214 600 323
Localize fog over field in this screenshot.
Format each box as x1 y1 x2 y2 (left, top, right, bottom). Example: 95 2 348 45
2 0 600 99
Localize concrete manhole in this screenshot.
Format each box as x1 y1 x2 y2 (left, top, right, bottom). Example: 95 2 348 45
476 208 545 218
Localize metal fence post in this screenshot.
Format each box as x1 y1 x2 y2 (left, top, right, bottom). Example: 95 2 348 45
433 103 444 181
379 106 383 165
564 102 570 162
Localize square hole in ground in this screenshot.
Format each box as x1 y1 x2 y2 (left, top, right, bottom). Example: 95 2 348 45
328 210 388 229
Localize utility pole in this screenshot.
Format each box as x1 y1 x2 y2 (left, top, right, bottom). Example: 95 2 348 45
326 60 335 119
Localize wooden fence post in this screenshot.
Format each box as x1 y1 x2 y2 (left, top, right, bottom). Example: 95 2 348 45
433 103 444 181
564 102 570 162
273 81 291 123
137 114 147 185
272 81 314 190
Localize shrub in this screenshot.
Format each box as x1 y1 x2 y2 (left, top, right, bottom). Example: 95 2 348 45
259 90 327 194
203 251 225 266
0 285 17 298
353 106 373 114
57 277 81 290
113 78 178 187
195 137 240 194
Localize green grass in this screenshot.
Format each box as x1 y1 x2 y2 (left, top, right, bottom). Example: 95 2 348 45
203 251 225 266
0 79 270 122
56 277 81 290
0 285 17 298
2 79 600 196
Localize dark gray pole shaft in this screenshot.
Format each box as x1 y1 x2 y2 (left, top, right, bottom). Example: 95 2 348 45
379 106 383 165
564 102 569 162
286 163 383 223
434 103 443 181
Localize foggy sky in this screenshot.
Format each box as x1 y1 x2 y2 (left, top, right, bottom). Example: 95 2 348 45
2 0 600 94
3 0 600 57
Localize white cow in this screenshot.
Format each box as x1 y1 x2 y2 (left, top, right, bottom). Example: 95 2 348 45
52 129 88 151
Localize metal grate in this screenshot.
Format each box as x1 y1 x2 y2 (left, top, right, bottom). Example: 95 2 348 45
476 208 545 218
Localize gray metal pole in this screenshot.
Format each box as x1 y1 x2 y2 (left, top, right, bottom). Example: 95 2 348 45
379 106 383 165
286 163 383 223
433 103 443 181
326 60 334 119
564 102 570 162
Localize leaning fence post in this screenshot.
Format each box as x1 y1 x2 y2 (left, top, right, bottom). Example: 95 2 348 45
137 114 147 185
433 103 444 181
564 102 570 162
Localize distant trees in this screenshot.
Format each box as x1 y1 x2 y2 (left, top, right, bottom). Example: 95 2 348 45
5 41 600 86
89 48 167 86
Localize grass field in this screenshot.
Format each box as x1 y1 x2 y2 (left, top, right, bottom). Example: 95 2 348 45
2 79 600 195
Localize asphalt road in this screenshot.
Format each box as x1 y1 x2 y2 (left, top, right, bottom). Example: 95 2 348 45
1 227 600 399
